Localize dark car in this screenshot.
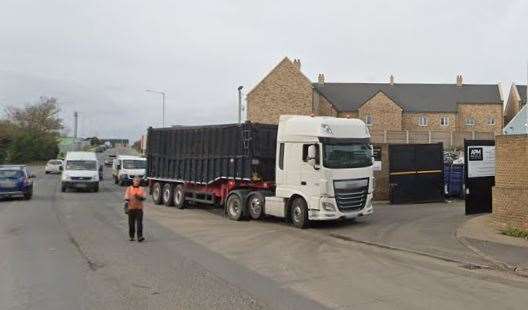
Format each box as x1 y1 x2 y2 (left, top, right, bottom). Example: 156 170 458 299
0 165 35 200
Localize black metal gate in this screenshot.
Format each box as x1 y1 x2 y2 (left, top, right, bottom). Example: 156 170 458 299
389 143 444 204
464 140 495 215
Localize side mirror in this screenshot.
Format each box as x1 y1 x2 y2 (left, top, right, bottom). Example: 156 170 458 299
307 145 320 170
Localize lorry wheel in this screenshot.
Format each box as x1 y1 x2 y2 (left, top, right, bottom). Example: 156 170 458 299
93 184 99 192
61 185 66 192
162 184 174 206
291 197 310 229
173 184 186 209
226 192 247 221
114 176 118 184
152 182 163 205
247 192 265 220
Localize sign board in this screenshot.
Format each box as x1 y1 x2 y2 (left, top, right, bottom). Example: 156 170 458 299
467 145 495 178
372 146 382 171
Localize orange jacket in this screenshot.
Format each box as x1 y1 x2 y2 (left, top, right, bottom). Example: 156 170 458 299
125 186 146 210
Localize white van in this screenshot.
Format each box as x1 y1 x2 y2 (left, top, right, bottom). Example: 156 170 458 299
112 155 147 186
61 152 100 192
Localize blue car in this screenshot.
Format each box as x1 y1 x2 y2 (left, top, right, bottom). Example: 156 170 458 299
0 165 35 200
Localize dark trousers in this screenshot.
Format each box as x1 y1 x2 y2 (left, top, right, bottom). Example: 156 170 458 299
128 209 143 239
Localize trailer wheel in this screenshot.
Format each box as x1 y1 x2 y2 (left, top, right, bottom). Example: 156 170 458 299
247 192 265 220
290 197 310 229
152 182 163 205
226 192 246 221
162 183 174 206
173 184 186 209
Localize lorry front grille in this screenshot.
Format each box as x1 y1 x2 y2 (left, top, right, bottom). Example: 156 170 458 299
333 178 369 212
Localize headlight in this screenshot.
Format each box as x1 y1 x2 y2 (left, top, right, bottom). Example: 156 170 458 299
322 202 336 211
63 175 71 181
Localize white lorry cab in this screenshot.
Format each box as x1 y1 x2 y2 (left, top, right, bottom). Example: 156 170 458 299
268 115 374 224
112 155 147 186
61 152 100 192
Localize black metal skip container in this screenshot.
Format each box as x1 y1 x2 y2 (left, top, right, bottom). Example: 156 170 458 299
146 123 278 184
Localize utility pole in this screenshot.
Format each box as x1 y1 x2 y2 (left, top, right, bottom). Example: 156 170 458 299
73 111 78 138
146 89 166 127
238 86 243 124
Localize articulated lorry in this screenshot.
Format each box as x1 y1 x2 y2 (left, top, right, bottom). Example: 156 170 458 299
146 115 374 228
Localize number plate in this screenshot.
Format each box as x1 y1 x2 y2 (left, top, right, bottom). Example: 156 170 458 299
75 183 87 188
0 181 17 189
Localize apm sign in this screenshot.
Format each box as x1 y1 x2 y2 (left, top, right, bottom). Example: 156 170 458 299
464 140 495 215
467 145 495 178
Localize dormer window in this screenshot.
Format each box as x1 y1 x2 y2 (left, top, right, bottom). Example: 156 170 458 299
418 115 428 127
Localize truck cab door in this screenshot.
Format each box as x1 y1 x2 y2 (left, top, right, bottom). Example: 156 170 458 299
300 144 322 203
276 143 302 197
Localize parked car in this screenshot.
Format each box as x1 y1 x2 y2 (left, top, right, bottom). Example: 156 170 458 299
0 165 35 200
45 159 63 174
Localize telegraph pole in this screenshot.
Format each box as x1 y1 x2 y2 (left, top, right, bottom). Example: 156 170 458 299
73 111 78 138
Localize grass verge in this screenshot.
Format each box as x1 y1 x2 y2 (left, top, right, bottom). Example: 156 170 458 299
502 227 528 240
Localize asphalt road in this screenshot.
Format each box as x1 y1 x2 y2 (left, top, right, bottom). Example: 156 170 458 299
0 166 323 310
1 160 528 309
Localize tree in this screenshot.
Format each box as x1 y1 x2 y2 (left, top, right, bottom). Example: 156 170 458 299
2 97 63 163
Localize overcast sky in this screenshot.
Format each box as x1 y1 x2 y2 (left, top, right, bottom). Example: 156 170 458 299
1 0 527 140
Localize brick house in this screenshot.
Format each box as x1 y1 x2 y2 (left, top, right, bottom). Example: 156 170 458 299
503 83 526 125
247 57 504 138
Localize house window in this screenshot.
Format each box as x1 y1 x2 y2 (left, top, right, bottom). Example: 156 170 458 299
365 115 373 126
487 117 496 126
418 115 428 127
465 117 476 127
440 116 449 127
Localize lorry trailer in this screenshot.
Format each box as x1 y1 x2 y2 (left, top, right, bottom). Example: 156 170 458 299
146 115 374 228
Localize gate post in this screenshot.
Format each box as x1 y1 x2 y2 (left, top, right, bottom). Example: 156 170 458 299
428 131 432 143
450 131 454 147
384 130 387 143
472 131 476 139
406 130 409 143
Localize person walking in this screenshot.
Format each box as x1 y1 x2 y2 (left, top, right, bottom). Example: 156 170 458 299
124 177 146 242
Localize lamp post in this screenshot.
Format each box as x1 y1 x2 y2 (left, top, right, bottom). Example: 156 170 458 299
238 86 243 124
145 89 166 127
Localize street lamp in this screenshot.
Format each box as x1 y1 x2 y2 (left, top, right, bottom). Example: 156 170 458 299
238 86 243 124
145 89 166 127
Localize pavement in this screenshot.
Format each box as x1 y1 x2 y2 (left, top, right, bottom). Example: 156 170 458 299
1 160 528 309
457 214 528 272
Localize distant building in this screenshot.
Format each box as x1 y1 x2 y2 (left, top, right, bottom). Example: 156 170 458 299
101 139 129 147
503 84 527 134
58 137 89 155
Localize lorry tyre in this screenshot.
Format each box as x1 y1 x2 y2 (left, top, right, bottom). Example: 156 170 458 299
291 197 309 229
93 184 99 192
61 184 66 192
162 183 174 206
114 176 118 184
247 192 265 220
226 192 247 221
152 182 163 205
173 184 186 209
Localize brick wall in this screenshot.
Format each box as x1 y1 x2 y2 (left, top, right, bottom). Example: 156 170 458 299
358 92 402 131
247 58 313 124
457 104 503 135
492 135 528 231
317 93 338 116
402 112 457 131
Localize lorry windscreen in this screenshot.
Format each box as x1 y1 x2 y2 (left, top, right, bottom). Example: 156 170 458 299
123 160 146 169
323 143 372 169
66 160 97 171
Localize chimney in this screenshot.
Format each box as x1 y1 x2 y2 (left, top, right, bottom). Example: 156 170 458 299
389 74 394 85
456 74 463 87
317 73 325 85
293 58 301 70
